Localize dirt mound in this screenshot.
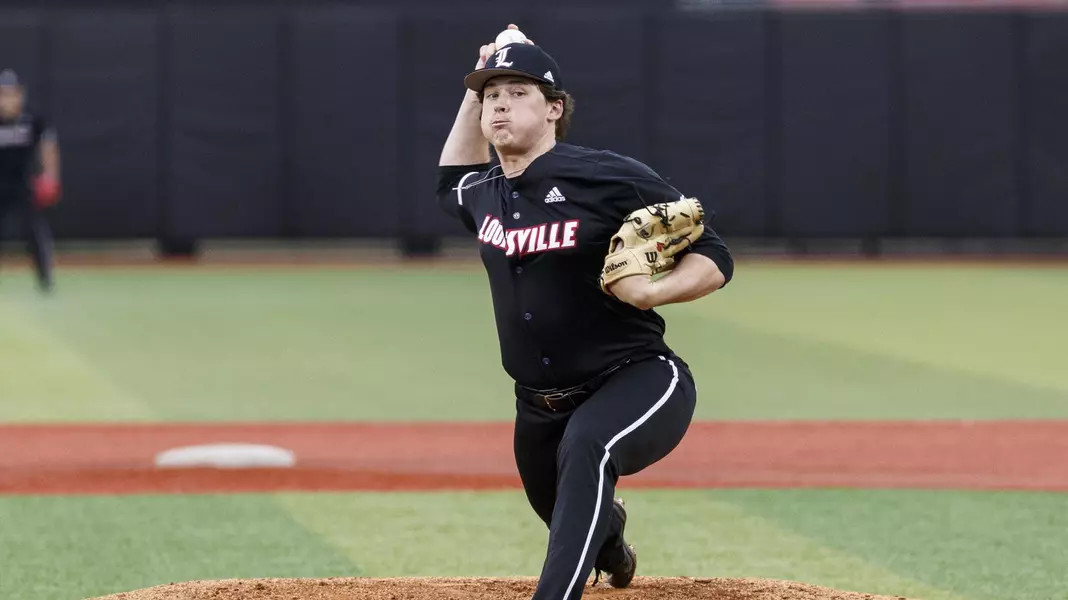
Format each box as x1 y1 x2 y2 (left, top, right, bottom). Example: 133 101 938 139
90 576 910 600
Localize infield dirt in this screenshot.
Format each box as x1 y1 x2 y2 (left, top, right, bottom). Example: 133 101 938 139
90 576 911 600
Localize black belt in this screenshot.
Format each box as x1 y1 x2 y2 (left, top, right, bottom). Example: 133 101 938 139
516 359 631 412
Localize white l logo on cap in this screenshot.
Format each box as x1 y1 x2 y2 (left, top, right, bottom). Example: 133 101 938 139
494 47 514 67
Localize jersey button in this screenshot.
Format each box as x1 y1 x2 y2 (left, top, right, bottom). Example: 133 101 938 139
523 312 532 321
515 266 523 274
513 212 521 220
542 357 551 365
511 191 519 199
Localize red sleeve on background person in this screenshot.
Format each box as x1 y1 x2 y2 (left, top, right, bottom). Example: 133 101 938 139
31 114 61 208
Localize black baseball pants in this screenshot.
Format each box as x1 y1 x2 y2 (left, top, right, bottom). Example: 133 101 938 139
513 353 697 600
0 195 54 290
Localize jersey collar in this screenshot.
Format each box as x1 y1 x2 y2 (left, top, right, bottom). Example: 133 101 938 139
506 142 562 190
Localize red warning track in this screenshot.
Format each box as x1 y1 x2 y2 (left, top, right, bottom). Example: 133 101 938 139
2 421 1066 495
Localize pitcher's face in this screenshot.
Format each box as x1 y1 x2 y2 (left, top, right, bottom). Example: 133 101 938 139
481 76 561 153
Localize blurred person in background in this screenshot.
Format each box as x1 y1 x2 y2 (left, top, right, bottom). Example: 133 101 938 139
0 68 60 293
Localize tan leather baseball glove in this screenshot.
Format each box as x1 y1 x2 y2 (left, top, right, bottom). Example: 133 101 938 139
599 197 705 294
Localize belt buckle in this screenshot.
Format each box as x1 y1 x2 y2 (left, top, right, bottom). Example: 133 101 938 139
542 391 568 411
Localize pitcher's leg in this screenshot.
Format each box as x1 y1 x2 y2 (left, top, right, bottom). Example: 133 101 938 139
529 355 697 600
513 397 569 527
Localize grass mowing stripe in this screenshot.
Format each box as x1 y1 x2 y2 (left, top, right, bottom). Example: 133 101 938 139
2 489 1029 600
6 265 1068 421
0 295 153 422
626 490 964 600
274 491 549 576
0 494 357 600
689 265 1068 394
276 489 961 600
717 489 1068 600
8 269 513 422
659 315 1068 420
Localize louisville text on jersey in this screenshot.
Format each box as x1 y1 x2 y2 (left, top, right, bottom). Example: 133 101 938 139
477 215 580 257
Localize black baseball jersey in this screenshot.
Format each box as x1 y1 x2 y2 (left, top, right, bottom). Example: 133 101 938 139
437 142 733 390
0 112 51 198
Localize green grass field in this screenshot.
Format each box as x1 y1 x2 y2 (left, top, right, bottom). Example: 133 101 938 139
2 263 1066 422
1 261 1066 600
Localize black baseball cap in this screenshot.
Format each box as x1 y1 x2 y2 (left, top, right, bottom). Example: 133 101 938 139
0 69 21 88
464 43 563 92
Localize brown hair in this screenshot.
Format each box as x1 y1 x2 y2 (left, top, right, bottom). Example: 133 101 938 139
477 81 575 141
539 83 574 142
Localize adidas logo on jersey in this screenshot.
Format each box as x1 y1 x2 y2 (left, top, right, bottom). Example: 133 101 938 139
544 187 566 203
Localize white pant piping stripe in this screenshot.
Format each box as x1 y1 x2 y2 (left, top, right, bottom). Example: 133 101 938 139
560 356 679 600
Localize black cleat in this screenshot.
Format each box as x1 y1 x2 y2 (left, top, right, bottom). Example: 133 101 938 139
593 498 637 589
609 542 637 589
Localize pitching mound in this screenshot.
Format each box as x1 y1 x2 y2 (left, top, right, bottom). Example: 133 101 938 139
90 576 909 600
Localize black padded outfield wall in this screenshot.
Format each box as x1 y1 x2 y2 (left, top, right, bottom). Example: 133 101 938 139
900 12 1020 237
49 10 160 238
0 2 1064 244
652 11 768 237
1024 12 1068 237
166 7 284 238
776 11 894 238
